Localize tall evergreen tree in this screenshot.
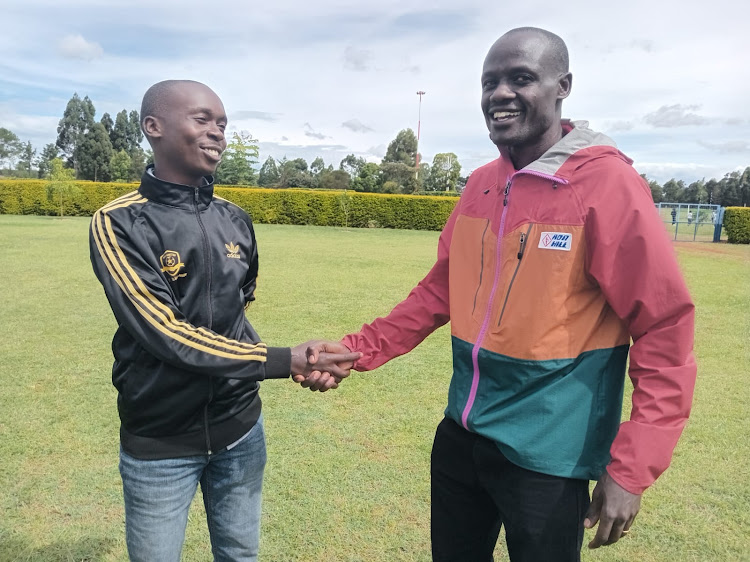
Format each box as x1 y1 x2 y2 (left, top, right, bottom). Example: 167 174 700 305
383 129 418 166
100 112 114 136
56 93 95 176
111 110 130 152
76 122 114 181
258 156 280 187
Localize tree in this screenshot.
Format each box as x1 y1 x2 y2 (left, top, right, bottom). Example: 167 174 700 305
278 157 312 188
16 141 36 177
684 179 707 204
214 131 259 186
128 110 144 150
129 147 147 182
46 158 77 217
425 152 461 192
110 150 133 182
309 157 326 188
56 93 95 175
310 157 325 176
100 112 114 136
379 161 417 193
111 109 130 152
258 156 280 187
76 122 114 181
661 179 685 202
351 162 380 192
383 129 418 166
339 154 366 178
705 178 721 205
641 174 662 203
319 169 351 190
36 143 58 179
0 127 22 171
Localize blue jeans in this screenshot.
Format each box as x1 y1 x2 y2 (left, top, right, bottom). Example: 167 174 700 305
119 416 266 562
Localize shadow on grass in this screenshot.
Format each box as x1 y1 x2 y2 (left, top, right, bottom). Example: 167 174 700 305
0 536 117 562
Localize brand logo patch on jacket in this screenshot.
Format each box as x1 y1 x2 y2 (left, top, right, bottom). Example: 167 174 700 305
160 250 187 280
538 232 572 251
225 242 241 259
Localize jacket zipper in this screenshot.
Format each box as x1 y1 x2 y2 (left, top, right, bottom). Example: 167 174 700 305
461 179 512 429
460 167 568 430
496 223 533 327
195 187 214 455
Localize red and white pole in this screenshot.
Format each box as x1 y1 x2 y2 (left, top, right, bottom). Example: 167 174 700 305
415 91 425 179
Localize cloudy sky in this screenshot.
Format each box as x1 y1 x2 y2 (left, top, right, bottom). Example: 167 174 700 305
2 0 748 183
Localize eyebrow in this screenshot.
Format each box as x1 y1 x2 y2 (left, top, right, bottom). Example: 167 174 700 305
190 107 227 122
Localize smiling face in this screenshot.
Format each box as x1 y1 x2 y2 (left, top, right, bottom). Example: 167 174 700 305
143 81 227 187
481 30 571 169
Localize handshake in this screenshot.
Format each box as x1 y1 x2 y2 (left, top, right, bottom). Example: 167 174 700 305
289 340 361 392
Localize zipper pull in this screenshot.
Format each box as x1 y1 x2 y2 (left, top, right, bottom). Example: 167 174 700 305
517 232 527 259
503 181 511 206
194 187 200 203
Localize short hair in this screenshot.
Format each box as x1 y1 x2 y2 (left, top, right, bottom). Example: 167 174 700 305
503 27 569 75
140 79 203 129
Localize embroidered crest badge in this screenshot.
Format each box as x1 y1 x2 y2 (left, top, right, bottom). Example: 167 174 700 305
160 250 187 280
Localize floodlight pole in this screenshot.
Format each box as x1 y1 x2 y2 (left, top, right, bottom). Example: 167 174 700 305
415 91 425 180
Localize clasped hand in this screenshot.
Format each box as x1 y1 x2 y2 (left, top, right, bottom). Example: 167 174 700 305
290 340 359 392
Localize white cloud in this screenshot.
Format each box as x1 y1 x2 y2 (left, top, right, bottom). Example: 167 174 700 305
342 119 374 133
643 105 708 128
698 140 750 154
57 34 103 61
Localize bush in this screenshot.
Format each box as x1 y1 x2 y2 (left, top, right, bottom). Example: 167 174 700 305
0 180 458 231
723 207 750 244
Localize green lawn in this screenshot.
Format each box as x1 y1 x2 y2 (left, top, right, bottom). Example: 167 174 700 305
0 215 748 561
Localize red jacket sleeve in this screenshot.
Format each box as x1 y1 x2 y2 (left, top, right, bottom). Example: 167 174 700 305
341 199 461 370
582 158 697 494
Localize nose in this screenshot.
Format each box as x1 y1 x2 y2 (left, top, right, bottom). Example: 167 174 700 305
208 122 225 141
489 80 516 103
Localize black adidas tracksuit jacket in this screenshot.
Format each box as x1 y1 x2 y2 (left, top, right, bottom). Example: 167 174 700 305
90 166 291 459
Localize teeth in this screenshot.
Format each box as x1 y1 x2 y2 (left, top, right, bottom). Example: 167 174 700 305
205 149 220 157
493 111 521 119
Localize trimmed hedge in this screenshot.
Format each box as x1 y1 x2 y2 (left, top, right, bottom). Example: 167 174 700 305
0 179 457 231
723 207 750 244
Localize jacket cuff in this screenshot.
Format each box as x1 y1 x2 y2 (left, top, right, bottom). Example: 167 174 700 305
264 347 292 379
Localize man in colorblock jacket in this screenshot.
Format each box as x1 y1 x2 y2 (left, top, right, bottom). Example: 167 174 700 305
306 27 696 562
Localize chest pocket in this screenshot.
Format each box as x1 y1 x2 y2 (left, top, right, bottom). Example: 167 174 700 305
485 224 591 360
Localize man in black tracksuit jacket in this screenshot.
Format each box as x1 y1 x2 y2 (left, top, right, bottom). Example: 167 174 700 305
90 80 358 561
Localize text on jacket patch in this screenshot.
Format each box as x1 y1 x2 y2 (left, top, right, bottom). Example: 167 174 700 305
538 232 572 251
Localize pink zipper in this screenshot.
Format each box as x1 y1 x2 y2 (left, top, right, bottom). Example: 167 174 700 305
459 165 568 430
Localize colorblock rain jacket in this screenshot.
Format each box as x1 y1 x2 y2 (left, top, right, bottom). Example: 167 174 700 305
90 167 291 459
342 121 696 494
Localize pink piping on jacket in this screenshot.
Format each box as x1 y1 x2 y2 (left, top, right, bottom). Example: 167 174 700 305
460 166 569 430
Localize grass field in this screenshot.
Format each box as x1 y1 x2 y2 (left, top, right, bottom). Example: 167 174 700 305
0 215 748 561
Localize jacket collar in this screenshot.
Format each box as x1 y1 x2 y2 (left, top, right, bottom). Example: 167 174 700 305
138 164 215 210
520 120 625 180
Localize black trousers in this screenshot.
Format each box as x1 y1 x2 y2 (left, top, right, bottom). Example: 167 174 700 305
431 417 590 562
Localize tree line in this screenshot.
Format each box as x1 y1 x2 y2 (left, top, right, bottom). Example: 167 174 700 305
642 171 749 208
0 92 748 204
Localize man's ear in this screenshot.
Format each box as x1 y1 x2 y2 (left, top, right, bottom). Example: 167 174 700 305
557 72 572 100
142 116 162 140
